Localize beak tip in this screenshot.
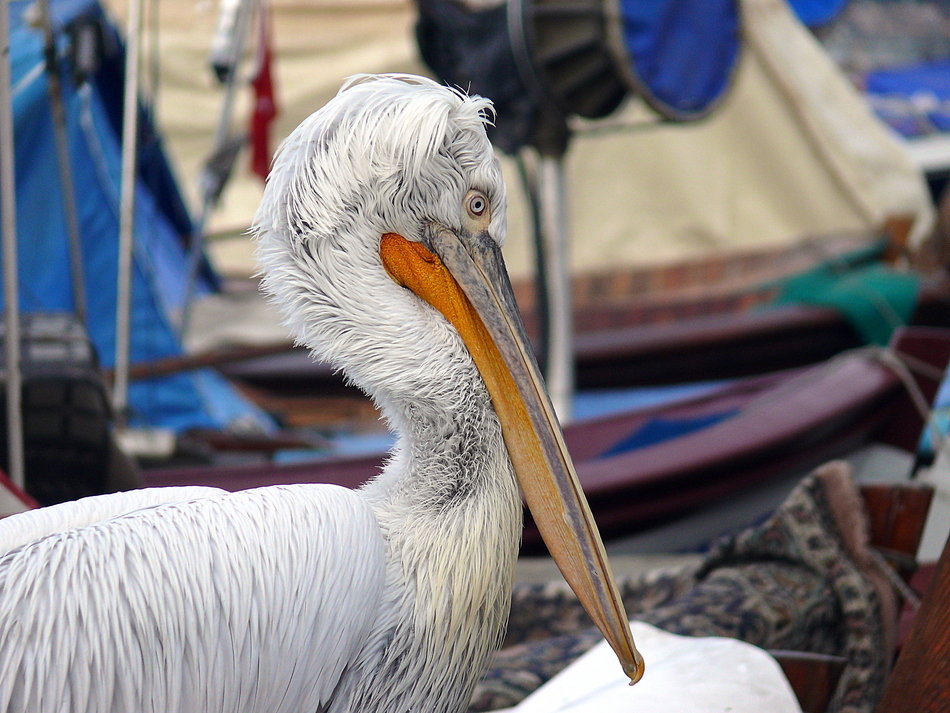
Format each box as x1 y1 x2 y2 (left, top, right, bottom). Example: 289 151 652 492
625 651 645 685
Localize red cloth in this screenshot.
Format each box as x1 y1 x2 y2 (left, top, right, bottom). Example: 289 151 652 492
249 3 277 182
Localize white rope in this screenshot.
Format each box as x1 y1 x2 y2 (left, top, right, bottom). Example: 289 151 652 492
873 345 949 464
868 546 923 610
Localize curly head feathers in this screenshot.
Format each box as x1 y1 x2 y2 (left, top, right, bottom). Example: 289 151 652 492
255 75 504 251
251 74 507 405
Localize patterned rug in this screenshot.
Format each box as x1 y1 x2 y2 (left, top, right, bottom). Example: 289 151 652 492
472 461 897 713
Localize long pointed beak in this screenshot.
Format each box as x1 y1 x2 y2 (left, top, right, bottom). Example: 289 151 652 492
380 225 644 684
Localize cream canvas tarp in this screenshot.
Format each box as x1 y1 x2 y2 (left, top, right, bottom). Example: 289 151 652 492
104 0 933 285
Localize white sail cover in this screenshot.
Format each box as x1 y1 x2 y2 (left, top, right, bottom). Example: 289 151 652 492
137 0 933 277
505 621 802 713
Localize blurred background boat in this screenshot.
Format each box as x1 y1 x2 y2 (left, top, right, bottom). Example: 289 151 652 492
141 326 950 555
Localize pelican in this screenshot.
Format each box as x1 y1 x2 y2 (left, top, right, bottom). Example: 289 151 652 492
0 74 642 712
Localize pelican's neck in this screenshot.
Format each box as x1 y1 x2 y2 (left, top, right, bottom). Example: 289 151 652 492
361 352 518 510
361 368 523 561
352 368 523 713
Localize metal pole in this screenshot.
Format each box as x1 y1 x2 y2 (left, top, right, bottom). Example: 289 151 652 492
0 0 25 487
37 0 88 326
536 154 574 422
517 149 548 371
114 0 144 426
177 0 257 340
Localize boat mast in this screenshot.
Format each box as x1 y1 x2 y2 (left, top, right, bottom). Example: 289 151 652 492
0 0 25 487
536 153 573 422
37 0 88 326
114 0 145 427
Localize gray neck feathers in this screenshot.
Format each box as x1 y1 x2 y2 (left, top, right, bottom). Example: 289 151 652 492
351 367 522 713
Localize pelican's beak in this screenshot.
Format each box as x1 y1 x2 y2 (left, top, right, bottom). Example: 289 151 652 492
380 225 644 684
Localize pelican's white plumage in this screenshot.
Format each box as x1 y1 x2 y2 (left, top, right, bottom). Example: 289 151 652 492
0 486 385 712
0 75 639 713
0 486 224 552
0 76 518 713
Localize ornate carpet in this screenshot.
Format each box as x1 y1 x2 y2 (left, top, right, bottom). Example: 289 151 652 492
473 462 897 713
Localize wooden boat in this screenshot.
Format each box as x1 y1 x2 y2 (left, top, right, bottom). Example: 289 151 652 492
172 230 950 429
142 327 950 553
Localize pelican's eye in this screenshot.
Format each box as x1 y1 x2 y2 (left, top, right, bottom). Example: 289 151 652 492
465 191 489 219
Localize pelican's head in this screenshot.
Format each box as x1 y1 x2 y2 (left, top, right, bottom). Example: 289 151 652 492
252 74 643 684
254 75 507 401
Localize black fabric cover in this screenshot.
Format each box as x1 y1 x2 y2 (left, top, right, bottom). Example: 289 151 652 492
416 0 539 154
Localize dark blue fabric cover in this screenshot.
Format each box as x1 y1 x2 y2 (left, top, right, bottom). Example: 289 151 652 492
599 410 738 458
615 0 740 118
787 0 850 27
865 59 950 137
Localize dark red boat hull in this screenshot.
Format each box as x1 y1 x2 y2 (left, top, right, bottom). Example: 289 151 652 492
143 328 950 552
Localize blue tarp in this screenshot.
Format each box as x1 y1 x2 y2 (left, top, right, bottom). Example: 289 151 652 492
1 0 272 432
612 0 741 119
922 370 950 457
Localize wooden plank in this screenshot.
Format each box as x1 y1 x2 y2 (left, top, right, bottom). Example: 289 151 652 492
771 651 846 713
861 484 934 576
876 534 950 713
